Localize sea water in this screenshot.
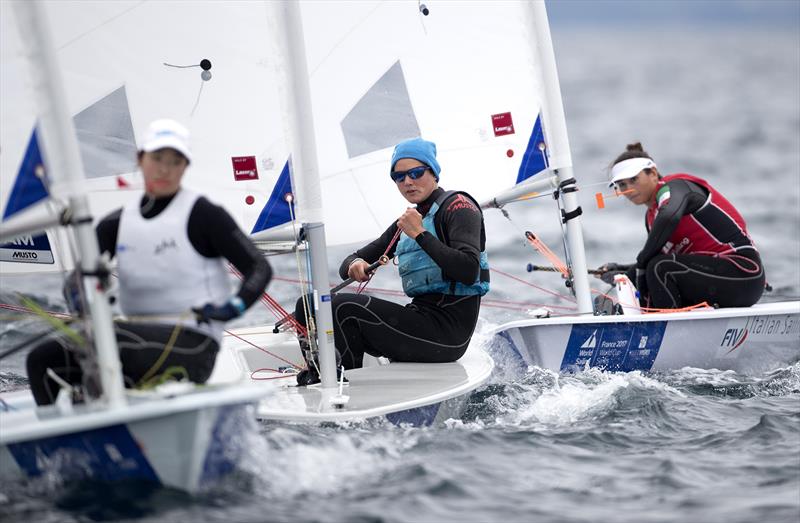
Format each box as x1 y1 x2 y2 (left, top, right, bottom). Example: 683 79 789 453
1 26 798 523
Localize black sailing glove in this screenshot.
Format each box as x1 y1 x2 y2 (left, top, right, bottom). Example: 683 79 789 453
193 297 246 324
598 262 631 285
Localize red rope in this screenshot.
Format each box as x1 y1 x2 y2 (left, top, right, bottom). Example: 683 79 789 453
356 228 402 294
224 328 304 369
490 267 577 304
229 266 306 337
250 369 299 380
0 303 72 320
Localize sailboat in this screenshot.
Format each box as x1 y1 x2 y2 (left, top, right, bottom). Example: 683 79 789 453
0 2 271 491
210 1 506 425
0 1 505 429
478 3 800 375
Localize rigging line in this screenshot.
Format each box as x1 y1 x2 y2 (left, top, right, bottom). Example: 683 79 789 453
57 1 147 50
581 179 617 190
136 312 192 386
287 193 316 346
261 277 578 311
481 298 576 311
553 192 573 275
490 267 577 303
190 79 205 117
251 369 298 380
497 206 531 243
417 1 428 35
525 232 569 276
0 303 72 320
357 230 400 294
224 329 304 370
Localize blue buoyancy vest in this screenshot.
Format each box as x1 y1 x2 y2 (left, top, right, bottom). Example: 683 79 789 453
396 191 490 297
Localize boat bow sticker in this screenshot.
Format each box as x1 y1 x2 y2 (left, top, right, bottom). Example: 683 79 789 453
560 321 667 372
8 424 159 482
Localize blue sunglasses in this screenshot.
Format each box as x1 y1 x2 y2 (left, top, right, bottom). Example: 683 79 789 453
390 166 429 183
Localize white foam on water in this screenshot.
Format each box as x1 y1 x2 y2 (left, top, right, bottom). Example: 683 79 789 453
522 372 630 425
491 367 686 428
253 426 419 497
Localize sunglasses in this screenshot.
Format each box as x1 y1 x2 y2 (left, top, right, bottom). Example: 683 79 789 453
390 166 429 183
614 173 641 191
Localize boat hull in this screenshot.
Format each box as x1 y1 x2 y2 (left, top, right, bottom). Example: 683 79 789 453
491 302 800 374
0 384 268 492
212 329 494 426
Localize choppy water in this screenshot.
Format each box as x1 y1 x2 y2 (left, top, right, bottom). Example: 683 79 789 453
1 27 799 523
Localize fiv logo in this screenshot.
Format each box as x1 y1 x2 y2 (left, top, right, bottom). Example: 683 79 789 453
720 328 748 353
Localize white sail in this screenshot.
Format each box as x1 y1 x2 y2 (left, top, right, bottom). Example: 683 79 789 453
2 0 560 267
299 0 555 244
1 1 291 272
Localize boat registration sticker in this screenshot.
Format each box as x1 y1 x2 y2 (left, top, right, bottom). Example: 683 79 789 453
0 233 55 264
491 112 515 136
560 321 667 372
232 156 259 181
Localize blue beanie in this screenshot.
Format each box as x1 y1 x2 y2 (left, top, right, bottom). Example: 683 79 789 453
390 138 441 180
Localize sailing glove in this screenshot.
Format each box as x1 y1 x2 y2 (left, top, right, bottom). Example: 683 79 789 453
193 296 246 324
598 262 629 285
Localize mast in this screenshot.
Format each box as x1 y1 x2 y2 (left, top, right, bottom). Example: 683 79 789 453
526 1 594 314
270 1 338 388
12 1 126 406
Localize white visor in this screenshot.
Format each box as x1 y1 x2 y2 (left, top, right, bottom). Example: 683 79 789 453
140 119 192 163
609 157 656 186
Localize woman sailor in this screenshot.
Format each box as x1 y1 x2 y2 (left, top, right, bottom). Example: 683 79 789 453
27 119 272 405
293 137 489 385
597 142 765 309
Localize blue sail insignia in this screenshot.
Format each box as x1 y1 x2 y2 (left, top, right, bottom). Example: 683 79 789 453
515 113 548 185
0 129 54 264
251 159 296 234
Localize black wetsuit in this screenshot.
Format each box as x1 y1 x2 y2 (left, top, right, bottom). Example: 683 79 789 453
628 178 764 309
294 187 486 369
27 194 271 405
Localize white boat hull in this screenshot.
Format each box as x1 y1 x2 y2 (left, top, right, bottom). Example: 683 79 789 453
0 384 269 492
491 301 800 374
211 329 494 426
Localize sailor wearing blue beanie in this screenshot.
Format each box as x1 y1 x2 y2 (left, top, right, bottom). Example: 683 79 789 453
290 134 490 387
390 137 441 180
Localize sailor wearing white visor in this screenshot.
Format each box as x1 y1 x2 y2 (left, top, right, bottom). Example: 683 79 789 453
596 142 764 310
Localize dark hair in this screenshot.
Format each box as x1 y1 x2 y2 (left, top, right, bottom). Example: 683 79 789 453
611 142 660 178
